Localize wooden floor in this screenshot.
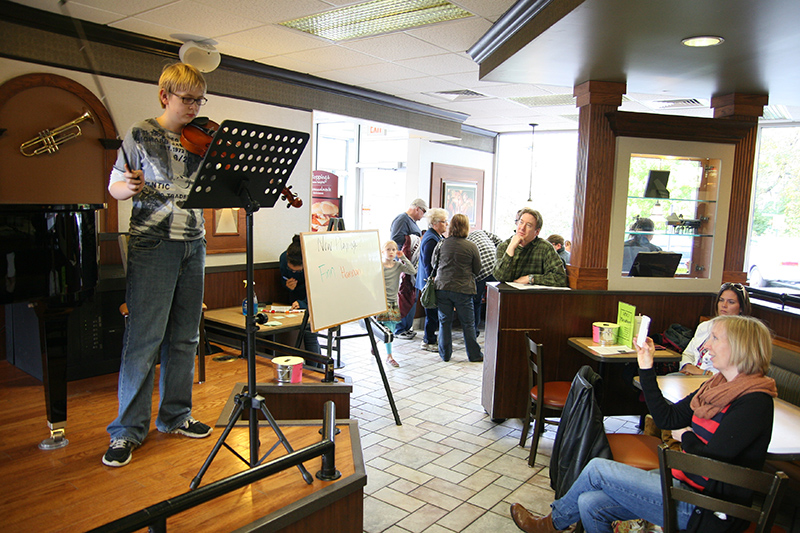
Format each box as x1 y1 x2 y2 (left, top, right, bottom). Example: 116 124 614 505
0 347 355 533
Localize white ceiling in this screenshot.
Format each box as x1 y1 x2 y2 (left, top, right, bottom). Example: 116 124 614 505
10 0 800 133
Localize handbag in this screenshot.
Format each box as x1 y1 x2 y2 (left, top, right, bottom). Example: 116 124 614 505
420 276 437 308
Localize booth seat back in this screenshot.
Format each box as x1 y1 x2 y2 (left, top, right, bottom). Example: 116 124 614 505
768 343 800 407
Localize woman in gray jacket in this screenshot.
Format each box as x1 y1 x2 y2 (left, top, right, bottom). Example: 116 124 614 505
433 213 483 363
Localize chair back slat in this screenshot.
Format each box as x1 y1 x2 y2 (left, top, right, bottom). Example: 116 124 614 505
658 445 788 533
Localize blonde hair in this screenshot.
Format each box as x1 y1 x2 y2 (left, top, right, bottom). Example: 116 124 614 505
710 315 772 375
383 240 397 252
158 62 206 108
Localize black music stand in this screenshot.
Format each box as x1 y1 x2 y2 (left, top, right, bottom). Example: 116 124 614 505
183 120 315 489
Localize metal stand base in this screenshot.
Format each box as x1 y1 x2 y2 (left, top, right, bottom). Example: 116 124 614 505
39 429 68 450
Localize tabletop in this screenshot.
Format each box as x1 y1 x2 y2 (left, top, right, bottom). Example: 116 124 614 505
204 305 306 336
568 337 681 364
653 374 800 460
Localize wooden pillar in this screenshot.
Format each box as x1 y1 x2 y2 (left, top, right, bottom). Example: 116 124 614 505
711 93 768 283
567 80 627 290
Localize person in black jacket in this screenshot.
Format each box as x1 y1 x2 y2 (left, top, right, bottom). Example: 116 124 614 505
510 315 777 533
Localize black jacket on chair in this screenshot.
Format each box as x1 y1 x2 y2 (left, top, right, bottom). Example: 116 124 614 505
549 365 613 499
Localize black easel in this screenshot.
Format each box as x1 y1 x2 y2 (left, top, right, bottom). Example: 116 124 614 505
183 120 314 489
320 218 402 426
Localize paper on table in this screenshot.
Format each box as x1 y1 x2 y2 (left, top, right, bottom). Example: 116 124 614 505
507 282 570 290
270 305 292 312
592 345 636 355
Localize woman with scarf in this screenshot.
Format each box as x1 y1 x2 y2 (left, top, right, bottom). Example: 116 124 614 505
510 314 778 533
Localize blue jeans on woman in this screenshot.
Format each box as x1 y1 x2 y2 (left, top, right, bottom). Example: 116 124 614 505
436 290 483 362
550 458 693 533
107 236 206 445
423 306 438 345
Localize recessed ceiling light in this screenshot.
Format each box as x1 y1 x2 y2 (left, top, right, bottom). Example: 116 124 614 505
280 0 473 41
681 35 725 47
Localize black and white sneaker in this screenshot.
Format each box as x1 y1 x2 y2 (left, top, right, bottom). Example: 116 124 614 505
102 439 136 467
396 330 416 340
170 417 212 438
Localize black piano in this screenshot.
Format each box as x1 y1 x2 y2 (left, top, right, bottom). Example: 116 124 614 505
1 203 103 449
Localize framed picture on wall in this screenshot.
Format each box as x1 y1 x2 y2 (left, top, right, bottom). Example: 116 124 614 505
431 163 484 228
204 208 246 254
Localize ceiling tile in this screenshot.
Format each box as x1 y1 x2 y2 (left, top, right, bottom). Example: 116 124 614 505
395 52 478 76
192 0 333 24
405 16 493 53
451 0 517 20
340 33 448 62
109 17 181 42
282 45 382 69
317 62 425 85
134 0 263 40
217 24 330 55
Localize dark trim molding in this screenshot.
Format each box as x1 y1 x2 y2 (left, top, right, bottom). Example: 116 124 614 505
605 111 756 143
468 0 554 63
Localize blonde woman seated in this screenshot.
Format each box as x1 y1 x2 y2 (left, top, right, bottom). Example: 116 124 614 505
511 315 777 533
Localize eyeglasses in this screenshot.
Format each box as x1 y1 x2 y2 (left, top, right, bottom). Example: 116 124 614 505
516 219 536 230
170 92 208 106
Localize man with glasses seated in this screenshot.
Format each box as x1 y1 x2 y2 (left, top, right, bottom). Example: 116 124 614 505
493 207 567 287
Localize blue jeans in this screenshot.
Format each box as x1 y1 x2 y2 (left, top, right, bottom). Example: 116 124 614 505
423 306 438 344
551 458 693 533
436 290 483 362
107 237 206 444
395 289 416 334
472 276 493 333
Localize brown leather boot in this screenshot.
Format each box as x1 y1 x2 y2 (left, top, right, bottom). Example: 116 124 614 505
510 503 561 532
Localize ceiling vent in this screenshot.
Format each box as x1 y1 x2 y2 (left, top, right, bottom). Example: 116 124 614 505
428 89 488 101
650 98 708 109
762 105 792 121
510 94 577 107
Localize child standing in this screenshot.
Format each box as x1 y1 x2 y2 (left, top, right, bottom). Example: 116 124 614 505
375 240 416 367
103 63 212 468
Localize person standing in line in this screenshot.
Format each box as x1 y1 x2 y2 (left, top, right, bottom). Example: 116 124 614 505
375 241 417 367
466 228 502 335
416 208 448 352
103 63 213 468
390 198 427 340
280 234 321 355
433 214 483 363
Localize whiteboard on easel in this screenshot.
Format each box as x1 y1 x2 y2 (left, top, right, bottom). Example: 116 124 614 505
300 230 388 331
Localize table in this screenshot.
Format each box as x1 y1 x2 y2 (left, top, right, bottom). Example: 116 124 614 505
204 305 307 356
568 337 681 415
652 375 800 460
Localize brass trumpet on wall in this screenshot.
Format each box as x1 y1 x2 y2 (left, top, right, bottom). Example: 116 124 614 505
20 110 94 157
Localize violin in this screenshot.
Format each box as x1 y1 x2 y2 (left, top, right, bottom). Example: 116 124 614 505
180 117 303 209
180 117 219 157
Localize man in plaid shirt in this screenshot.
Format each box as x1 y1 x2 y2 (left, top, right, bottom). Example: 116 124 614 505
466 229 502 334
493 208 567 287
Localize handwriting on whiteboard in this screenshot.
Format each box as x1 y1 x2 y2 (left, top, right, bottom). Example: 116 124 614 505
315 235 358 254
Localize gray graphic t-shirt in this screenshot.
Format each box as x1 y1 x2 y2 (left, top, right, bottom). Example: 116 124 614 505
109 118 204 241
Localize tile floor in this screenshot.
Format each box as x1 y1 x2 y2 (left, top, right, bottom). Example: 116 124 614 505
329 320 643 533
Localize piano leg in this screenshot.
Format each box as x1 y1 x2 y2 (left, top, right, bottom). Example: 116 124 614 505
32 302 71 450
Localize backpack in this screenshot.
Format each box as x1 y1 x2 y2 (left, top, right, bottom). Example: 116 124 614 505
652 323 694 374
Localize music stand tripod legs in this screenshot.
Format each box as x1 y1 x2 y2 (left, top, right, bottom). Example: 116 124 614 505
182 119 314 489
191 202 312 489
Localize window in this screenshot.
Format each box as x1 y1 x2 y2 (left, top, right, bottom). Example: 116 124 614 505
747 125 800 290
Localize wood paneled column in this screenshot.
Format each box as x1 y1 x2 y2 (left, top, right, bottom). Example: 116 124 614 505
711 93 768 283
567 80 627 290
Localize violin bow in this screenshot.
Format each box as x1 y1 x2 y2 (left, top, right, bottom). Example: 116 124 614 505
59 0 132 169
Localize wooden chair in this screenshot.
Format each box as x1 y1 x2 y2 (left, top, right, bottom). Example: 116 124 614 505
659 445 788 533
520 332 571 467
117 234 207 383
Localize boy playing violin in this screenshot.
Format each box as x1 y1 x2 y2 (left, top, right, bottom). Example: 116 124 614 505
103 62 212 467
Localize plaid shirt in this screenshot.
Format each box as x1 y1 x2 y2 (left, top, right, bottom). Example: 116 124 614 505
493 236 567 287
466 230 502 281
